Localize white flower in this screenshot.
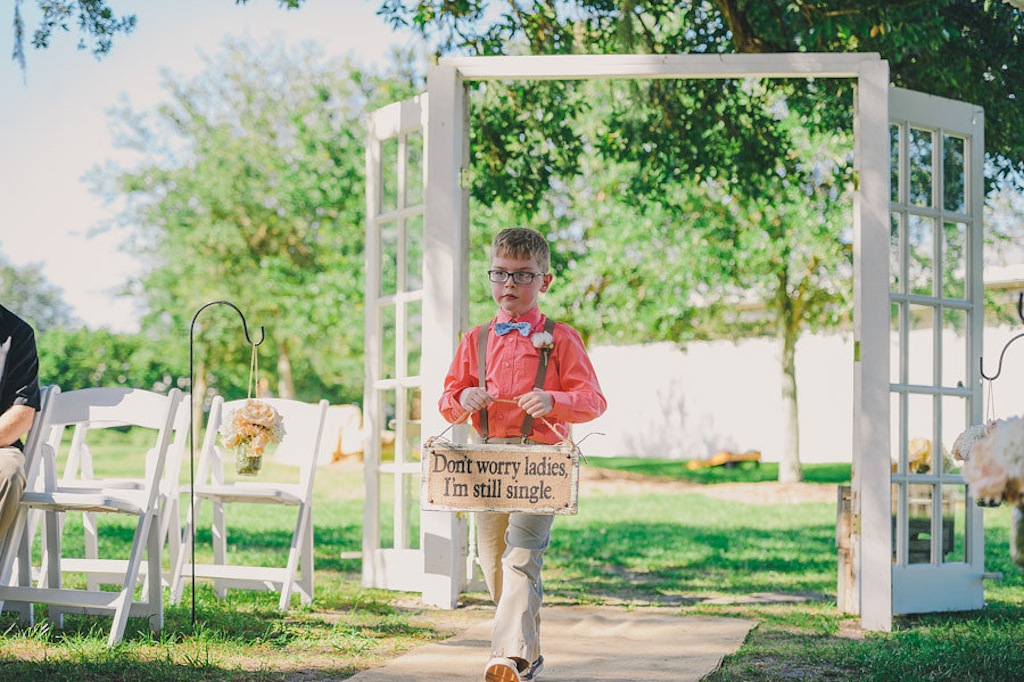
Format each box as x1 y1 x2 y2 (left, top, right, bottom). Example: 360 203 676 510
219 398 286 457
951 420 1002 462
963 416 1024 505
531 331 554 349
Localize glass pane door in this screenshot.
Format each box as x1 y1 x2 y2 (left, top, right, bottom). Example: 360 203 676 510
889 88 985 615
363 95 427 591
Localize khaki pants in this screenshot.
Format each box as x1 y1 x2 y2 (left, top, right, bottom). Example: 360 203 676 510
0 446 26 542
476 510 554 664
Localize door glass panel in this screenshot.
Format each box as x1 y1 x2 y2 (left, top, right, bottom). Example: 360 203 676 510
907 393 934 473
381 221 399 296
381 137 399 213
890 212 902 293
380 388 397 461
406 131 425 207
405 387 422 462
891 394 903 471
908 127 934 207
941 308 968 388
907 214 934 296
890 302 902 384
891 482 902 563
942 395 969 473
941 485 966 564
890 123 901 203
400 473 421 549
406 299 422 377
378 471 396 547
942 221 967 299
907 304 934 386
380 304 397 380
943 134 966 213
406 213 424 291
907 483 934 564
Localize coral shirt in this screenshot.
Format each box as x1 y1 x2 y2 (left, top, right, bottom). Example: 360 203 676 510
439 306 606 445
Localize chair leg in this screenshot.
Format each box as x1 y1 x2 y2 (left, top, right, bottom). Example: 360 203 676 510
212 501 227 599
146 511 163 635
41 510 64 629
107 514 152 647
170 496 198 606
0 506 33 624
84 510 100 591
279 504 312 611
298 507 314 605
163 497 181 588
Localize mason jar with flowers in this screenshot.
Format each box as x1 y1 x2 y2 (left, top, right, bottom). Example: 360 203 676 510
219 398 286 475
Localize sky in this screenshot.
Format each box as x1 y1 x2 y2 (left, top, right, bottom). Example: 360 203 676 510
0 0 419 332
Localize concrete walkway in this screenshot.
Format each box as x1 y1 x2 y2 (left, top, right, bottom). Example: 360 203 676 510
348 606 754 682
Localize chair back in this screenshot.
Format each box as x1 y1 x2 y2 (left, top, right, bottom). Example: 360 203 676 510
214 398 329 488
45 387 183 511
21 385 59 489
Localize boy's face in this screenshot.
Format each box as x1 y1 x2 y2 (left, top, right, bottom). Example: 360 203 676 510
489 253 552 318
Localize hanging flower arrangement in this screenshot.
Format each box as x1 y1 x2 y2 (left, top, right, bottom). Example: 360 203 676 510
219 398 286 475
957 417 1024 506
954 416 1024 568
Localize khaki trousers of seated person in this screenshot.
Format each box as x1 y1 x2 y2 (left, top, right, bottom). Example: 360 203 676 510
0 446 26 541
476 510 554 664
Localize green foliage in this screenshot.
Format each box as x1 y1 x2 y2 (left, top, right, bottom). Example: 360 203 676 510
95 37 420 404
35 326 185 394
384 0 1024 180
0 253 75 332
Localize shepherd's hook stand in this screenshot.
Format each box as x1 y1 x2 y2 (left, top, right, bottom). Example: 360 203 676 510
188 301 265 629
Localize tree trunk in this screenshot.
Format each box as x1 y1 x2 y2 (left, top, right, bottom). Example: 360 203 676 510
779 325 803 483
277 339 296 399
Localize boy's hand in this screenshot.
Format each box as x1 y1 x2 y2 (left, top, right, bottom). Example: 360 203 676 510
517 390 553 418
460 387 494 413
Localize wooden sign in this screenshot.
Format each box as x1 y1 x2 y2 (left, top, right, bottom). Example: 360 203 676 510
421 441 579 515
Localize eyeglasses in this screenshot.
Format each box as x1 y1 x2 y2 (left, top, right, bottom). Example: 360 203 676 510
487 270 546 285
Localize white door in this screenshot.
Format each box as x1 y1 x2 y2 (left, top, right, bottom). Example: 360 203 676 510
363 94 427 591
888 87 985 614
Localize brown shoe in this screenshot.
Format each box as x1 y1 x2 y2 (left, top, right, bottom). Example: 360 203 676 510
484 657 522 682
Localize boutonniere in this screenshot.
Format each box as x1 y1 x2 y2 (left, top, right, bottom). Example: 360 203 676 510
531 331 554 350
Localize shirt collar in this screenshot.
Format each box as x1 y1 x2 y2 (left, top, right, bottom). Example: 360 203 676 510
495 306 543 330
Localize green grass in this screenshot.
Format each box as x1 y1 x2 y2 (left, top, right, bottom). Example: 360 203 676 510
588 456 852 484
2 440 1022 681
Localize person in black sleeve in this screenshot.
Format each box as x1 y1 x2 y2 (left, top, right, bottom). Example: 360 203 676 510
0 305 41 542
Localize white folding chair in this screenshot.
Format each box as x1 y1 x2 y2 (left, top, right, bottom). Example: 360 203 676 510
54 393 190 589
0 386 182 647
172 396 329 611
0 384 58 624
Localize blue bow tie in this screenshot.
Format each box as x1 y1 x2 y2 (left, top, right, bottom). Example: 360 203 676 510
495 321 532 337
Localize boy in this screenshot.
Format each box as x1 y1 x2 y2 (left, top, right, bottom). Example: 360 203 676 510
0 304 41 544
439 228 607 682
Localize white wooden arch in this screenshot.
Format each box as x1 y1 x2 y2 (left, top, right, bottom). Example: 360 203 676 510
363 53 987 633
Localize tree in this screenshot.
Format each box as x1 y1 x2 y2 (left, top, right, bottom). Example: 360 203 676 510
36 326 185 394
95 36 418 411
0 253 75 331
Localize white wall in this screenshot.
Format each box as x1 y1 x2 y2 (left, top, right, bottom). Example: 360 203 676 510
576 324 1024 464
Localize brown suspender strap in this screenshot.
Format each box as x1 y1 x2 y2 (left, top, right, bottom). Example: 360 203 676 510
477 323 489 441
519 317 557 440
